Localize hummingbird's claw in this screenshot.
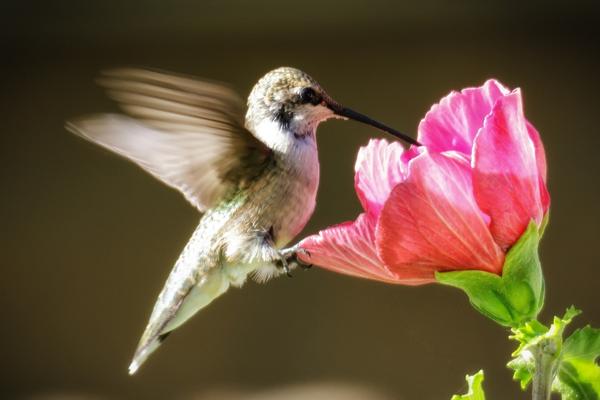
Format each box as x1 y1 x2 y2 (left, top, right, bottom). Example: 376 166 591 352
300 262 313 270
294 248 313 269
279 245 312 272
282 260 293 277
276 249 293 277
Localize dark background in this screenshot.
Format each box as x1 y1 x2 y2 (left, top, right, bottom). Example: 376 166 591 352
2 1 599 399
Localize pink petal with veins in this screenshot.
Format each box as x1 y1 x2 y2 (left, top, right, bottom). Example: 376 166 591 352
377 151 505 274
472 90 546 249
298 214 431 285
526 122 550 212
527 122 548 183
354 139 411 219
418 79 510 156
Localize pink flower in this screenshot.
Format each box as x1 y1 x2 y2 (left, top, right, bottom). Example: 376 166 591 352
299 80 549 285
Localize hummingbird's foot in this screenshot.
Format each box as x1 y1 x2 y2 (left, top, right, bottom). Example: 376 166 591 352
295 248 313 270
274 248 293 277
280 245 313 271
279 256 293 278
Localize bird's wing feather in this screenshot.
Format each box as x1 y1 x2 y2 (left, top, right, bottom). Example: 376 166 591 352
67 68 271 212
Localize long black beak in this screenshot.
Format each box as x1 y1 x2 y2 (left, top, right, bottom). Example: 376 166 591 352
327 101 421 146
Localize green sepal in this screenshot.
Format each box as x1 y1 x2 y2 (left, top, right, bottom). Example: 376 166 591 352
554 325 600 399
507 307 581 391
539 211 550 239
451 370 486 400
436 221 545 327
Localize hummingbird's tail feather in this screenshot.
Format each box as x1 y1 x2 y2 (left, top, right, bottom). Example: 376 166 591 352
128 266 230 375
128 331 170 375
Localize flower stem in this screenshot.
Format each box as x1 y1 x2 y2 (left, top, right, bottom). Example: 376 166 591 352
531 339 559 400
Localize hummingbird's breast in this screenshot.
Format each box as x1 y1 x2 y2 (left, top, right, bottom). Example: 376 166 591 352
244 135 320 248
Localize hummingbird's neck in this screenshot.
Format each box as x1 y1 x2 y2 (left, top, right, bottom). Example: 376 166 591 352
248 118 316 155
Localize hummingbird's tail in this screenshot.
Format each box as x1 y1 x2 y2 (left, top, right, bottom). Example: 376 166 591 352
128 265 230 375
128 331 169 375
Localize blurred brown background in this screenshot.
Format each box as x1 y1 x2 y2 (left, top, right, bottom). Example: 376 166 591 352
1 1 599 399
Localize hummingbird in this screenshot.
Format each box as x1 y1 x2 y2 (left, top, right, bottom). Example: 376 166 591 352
67 67 418 375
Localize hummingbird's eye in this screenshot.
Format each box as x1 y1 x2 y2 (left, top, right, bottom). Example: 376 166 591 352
299 87 322 106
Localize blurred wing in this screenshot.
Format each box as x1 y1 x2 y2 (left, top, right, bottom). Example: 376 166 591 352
67 68 271 212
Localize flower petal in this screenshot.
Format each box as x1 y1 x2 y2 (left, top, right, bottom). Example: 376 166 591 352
527 122 551 212
527 122 547 183
376 151 505 274
418 79 510 155
472 90 546 248
354 139 411 219
298 214 431 285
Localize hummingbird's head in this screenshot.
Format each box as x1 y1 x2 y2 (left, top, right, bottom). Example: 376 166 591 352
246 67 334 137
246 67 420 147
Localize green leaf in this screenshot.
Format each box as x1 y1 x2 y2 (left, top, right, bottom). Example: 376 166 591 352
563 326 600 362
507 355 533 390
562 306 584 325
451 370 486 400
436 221 544 327
554 326 600 399
508 307 581 391
507 319 549 389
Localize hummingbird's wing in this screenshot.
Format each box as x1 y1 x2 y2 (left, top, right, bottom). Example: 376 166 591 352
67 68 271 212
